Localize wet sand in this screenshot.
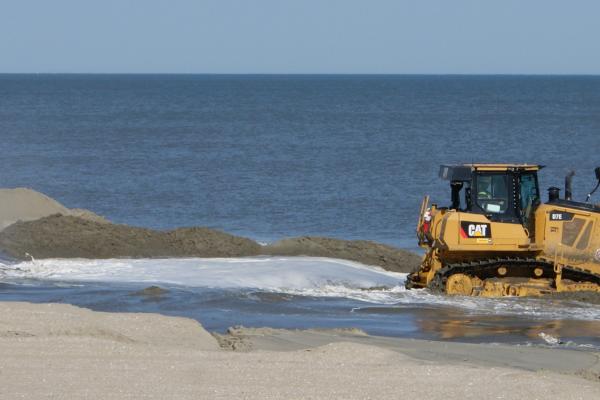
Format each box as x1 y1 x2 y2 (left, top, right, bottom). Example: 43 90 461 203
216 326 600 376
0 302 598 399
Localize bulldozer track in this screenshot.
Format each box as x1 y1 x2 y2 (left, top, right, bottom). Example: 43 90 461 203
428 257 600 292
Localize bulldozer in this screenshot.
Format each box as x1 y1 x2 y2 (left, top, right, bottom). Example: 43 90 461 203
406 164 600 297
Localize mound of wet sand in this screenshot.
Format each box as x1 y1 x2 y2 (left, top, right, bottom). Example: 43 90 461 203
264 236 421 273
130 285 169 298
0 188 420 272
0 188 107 231
0 215 262 259
0 215 420 272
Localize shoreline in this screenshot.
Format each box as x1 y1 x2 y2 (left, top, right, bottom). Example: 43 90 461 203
0 302 598 399
215 326 600 376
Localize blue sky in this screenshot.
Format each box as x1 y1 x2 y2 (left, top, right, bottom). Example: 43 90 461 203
1 0 598 74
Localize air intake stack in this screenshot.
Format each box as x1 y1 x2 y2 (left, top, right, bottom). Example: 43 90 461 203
565 171 575 201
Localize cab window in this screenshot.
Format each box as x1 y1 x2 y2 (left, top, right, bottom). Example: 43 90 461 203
476 174 509 214
520 173 539 211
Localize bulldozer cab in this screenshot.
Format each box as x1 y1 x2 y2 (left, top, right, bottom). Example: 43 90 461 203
439 164 542 225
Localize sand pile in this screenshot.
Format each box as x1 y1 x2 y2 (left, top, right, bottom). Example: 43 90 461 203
0 188 107 231
0 215 262 259
0 188 420 272
0 302 218 350
265 236 420 273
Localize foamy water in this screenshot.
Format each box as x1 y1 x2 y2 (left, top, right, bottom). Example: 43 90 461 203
1 256 599 322
0 256 405 290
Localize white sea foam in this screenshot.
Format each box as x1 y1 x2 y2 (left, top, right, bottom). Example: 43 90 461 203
0 256 405 291
1 256 599 321
538 332 561 346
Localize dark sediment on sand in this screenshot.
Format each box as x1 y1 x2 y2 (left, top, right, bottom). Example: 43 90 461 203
0 215 421 273
130 286 169 298
0 215 262 259
263 236 419 273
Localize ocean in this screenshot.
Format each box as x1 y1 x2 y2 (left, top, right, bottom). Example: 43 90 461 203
2 74 599 247
1 74 599 347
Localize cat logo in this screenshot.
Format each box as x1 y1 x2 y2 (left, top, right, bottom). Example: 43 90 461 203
460 222 492 239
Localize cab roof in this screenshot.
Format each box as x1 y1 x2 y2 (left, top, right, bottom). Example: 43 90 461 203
439 164 543 181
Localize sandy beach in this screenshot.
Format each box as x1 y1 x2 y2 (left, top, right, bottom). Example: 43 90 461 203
0 302 598 399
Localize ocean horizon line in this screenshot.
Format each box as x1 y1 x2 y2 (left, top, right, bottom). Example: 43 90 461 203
1 72 600 77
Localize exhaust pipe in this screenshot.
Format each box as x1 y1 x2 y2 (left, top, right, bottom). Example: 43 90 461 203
565 171 575 201
548 186 560 202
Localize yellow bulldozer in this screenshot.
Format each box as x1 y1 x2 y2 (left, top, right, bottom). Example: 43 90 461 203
406 164 600 297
